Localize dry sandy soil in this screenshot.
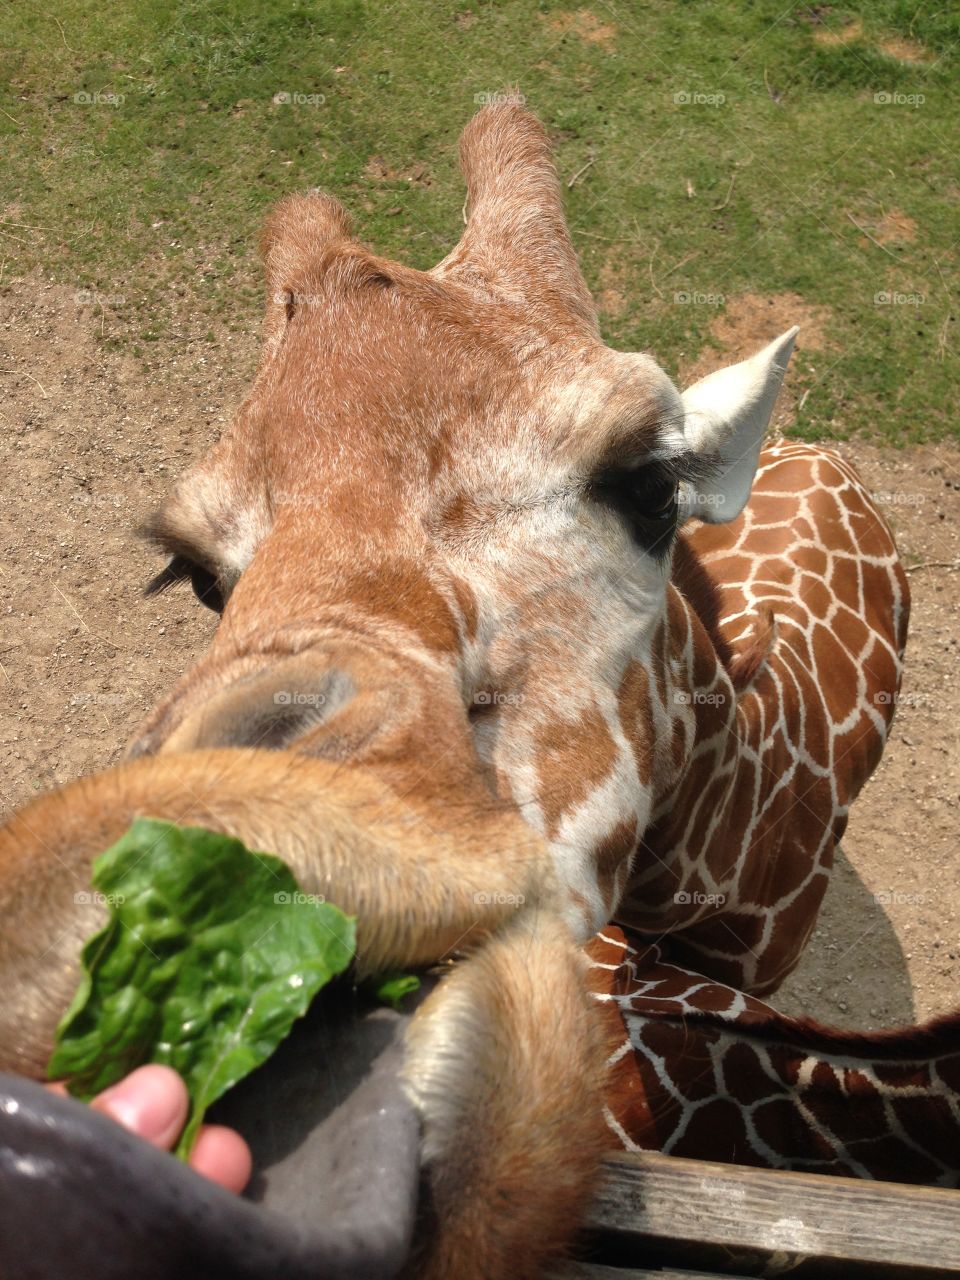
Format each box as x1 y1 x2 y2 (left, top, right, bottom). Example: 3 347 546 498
0 275 957 1031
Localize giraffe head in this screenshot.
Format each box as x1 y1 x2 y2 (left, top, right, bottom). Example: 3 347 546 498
131 100 797 929
0 101 802 1280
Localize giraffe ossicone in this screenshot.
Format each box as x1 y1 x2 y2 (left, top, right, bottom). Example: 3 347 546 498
0 98 912 1279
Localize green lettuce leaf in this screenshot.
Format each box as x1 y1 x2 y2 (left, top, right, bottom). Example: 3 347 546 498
374 971 421 1010
48 817 356 1159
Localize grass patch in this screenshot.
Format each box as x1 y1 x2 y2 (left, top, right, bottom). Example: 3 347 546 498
2 0 956 444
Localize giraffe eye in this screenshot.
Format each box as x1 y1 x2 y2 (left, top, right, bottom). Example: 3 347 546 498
589 464 680 558
592 466 678 519
638 476 679 520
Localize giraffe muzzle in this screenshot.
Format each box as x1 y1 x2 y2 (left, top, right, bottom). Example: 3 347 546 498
0 748 604 1280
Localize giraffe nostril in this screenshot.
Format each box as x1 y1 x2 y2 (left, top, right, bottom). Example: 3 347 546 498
225 702 326 751
155 665 357 755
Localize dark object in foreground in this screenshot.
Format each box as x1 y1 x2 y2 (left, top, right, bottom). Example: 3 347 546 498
0 983 423 1280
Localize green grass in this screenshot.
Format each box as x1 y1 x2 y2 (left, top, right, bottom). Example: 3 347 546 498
2 0 957 443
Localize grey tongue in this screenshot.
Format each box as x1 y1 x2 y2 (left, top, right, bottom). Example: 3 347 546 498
0 981 427 1280
211 979 427 1251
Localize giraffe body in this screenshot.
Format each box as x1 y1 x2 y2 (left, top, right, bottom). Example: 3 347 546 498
589 928 960 1187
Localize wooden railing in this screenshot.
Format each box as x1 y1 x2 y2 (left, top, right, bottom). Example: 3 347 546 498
555 1151 960 1277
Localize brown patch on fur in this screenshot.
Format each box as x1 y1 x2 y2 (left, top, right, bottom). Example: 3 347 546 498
596 818 640 908
449 574 480 641
671 537 734 672
534 704 619 837
432 492 490 541
617 661 654 787
346 562 461 654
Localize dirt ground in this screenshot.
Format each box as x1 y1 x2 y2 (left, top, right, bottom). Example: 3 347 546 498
0 275 957 1031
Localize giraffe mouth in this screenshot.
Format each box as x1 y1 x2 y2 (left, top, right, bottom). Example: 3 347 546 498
209 972 433 1276
0 977 433 1280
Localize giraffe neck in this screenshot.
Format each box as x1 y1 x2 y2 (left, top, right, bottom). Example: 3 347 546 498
615 443 908 994
590 930 960 1187
612 551 777 946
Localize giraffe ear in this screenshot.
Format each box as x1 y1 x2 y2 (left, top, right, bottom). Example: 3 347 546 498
678 327 798 524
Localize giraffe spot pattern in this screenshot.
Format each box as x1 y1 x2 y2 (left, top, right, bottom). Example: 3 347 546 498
613 442 907 992
585 928 960 1186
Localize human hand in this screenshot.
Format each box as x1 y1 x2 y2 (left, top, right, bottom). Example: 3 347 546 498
48 1064 251 1194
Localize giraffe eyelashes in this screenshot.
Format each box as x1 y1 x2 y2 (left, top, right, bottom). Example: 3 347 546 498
144 553 226 614
139 511 229 614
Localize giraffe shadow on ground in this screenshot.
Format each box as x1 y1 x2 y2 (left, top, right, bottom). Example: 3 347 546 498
775 843 916 1030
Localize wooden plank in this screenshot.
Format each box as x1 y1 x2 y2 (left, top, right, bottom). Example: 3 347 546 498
585 1151 960 1273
